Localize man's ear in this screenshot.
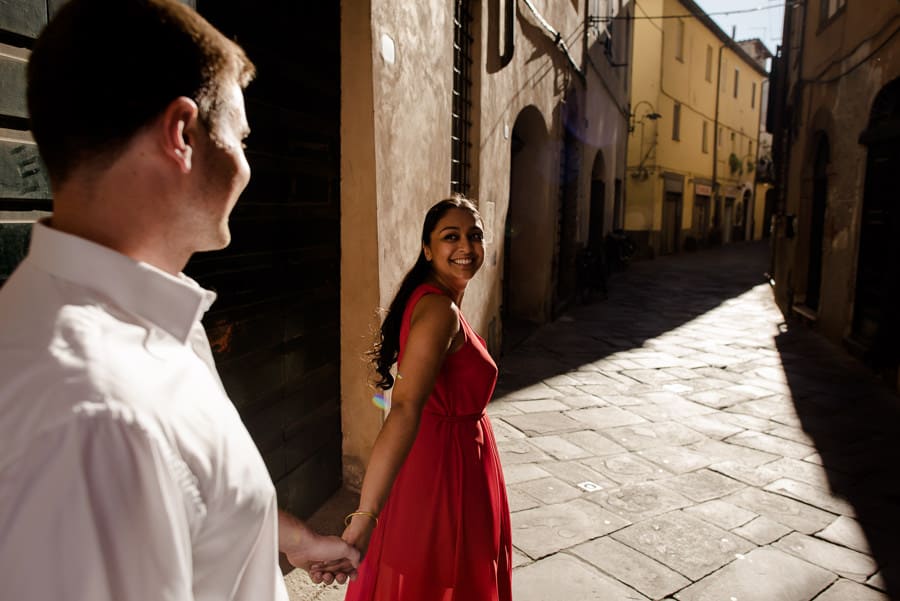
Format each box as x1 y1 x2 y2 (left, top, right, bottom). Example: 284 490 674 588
160 96 199 174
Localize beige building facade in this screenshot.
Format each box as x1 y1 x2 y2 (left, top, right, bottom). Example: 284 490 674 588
341 0 634 486
625 0 768 256
768 0 900 388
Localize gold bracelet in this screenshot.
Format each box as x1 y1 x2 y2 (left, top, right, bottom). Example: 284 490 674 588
344 510 379 527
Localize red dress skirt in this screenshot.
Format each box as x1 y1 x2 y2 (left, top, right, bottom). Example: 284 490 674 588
344 284 512 601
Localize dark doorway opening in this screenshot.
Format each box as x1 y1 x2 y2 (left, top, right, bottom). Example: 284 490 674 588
554 127 581 314
805 136 829 312
194 2 342 517
693 195 711 244
661 192 682 254
853 78 900 379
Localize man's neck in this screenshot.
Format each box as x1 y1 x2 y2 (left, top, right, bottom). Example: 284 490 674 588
49 174 191 276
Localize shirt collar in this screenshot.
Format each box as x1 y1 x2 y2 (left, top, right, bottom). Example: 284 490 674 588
26 221 217 344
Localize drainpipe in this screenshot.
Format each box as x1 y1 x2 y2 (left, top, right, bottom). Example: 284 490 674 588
712 43 724 228
500 0 515 67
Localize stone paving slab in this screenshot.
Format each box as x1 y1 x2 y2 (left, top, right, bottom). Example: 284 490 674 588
817 515 872 554
591 481 693 522
583 453 671 485
502 411 585 436
636 445 713 473
489 418 527 441
765 423 816 445
571 536 690 599
502 463 552 484
722 487 836 534
868 572 888 591
731 515 793 545
688 439 779 467
611 512 755 580
763 457 832 489
512 553 650 601
774 532 878 583
552 393 607 409
528 434 592 460
568 406 648 429
626 398 714 422
509 399 570 413
511 498 631 559
687 388 754 408
485 401 523 418
593 393 647 406
679 414 745 439
536 459 618 490
497 438 552 465
814 579 891 601
566 370 632 387
674 547 835 601
507 487 541 512
563 429 629 456
726 430 816 459
601 422 706 451
764 477 855 516
708 460 783 487
682 499 757 530
512 476 582 505
494 382 564 401
659 468 746 502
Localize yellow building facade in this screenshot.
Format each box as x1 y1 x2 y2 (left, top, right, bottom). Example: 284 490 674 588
626 0 768 256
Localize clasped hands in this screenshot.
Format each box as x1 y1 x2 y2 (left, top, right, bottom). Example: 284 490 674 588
279 510 360 585
279 508 379 585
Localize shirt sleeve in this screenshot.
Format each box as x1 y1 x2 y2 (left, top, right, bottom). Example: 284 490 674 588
0 405 197 601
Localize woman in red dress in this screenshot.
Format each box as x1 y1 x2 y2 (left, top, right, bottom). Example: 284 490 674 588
342 196 512 601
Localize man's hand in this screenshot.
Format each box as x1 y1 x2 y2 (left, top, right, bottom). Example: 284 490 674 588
278 510 360 585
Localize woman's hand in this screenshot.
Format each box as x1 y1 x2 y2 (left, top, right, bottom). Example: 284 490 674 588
341 513 378 559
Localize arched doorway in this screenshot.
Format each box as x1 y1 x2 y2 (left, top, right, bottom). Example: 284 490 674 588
805 135 829 312
854 79 900 375
503 106 551 352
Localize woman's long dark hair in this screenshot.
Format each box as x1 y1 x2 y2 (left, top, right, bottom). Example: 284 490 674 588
370 195 482 390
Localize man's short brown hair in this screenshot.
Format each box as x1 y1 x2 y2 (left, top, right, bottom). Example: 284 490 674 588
27 0 255 185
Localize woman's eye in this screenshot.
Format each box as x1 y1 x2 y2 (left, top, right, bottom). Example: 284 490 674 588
444 234 459 241
470 232 484 242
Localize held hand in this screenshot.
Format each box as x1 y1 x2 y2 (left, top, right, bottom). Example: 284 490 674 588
283 531 360 585
341 513 377 559
278 511 360 585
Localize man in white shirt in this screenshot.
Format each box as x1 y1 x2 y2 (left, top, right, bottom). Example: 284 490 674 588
0 1 358 599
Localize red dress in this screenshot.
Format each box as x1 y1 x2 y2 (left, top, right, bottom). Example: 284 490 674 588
345 284 512 601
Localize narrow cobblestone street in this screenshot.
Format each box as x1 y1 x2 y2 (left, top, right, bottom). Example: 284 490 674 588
288 241 900 600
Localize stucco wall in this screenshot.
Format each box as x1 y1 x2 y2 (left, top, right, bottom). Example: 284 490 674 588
340 0 632 486
772 0 900 343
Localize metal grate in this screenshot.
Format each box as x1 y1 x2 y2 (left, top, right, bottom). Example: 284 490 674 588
451 0 474 195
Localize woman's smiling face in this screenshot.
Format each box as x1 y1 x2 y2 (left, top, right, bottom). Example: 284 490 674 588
423 207 485 292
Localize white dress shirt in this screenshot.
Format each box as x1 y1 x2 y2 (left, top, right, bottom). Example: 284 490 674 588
0 222 289 601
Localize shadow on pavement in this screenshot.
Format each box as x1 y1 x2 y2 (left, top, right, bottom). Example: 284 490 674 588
496 241 771 395
775 326 900 599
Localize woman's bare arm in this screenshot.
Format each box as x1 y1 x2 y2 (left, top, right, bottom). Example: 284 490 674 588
341 293 460 555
